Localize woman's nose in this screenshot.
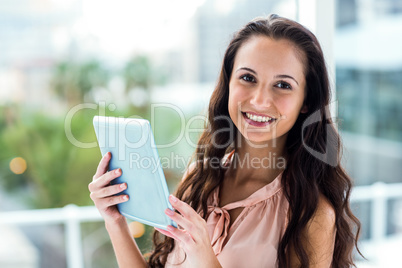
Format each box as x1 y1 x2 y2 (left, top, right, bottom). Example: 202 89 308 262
250 86 272 108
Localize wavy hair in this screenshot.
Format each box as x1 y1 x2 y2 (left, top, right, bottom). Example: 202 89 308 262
148 14 361 267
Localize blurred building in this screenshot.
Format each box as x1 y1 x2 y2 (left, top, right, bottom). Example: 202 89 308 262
0 0 82 108
191 0 296 83
335 0 402 244
335 0 402 185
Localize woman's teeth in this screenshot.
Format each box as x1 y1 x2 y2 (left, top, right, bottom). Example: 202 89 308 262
245 112 274 123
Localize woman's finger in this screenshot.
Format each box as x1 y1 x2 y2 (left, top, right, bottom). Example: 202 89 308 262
89 168 121 192
91 183 127 199
154 227 179 241
165 196 208 241
164 208 208 243
168 195 203 223
169 195 199 218
164 208 195 234
94 194 129 209
166 225 196 247
93 152 111 180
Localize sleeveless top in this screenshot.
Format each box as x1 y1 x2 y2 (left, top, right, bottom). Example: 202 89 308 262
165 151 289 268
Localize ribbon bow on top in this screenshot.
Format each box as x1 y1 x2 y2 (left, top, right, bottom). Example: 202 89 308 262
206 195 248 255
206 205 231 255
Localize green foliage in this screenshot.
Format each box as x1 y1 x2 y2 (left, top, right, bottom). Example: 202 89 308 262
51 59 109 105
0 107 95 208
123 55 167 91
0 54 191 211
124 56 152 90
0 101 189 209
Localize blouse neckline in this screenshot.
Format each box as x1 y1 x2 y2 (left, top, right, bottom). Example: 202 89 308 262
210 171 283 210
206 150 285 255
211 149 284 210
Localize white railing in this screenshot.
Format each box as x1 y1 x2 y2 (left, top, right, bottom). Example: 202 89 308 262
0 205 102 268
351 182 402 243
1 182 402 268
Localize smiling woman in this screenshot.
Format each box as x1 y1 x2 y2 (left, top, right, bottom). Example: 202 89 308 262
89 14 362 268
228 36 307 145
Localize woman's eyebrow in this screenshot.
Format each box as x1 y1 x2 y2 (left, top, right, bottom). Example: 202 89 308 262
236 67 257 75
274 74 299 86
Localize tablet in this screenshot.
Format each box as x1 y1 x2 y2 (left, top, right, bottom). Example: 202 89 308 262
93 116 177 230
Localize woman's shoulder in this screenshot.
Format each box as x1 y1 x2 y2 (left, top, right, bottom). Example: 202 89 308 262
312 194 336 228
304 194 336 261
289 194 336 266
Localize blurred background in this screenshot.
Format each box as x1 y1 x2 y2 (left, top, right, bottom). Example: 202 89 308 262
0 0 401 267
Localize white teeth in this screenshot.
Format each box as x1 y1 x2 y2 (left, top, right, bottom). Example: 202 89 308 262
245 112 274 123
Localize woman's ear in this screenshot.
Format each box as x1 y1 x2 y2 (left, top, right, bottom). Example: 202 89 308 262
300 104 308 113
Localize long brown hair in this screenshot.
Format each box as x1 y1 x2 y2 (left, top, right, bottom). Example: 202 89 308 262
148 14 361 267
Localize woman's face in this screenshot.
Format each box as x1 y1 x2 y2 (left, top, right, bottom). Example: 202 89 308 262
228 35 307 145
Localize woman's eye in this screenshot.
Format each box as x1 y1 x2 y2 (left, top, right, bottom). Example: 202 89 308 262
240 74 256 83
276 81 292 90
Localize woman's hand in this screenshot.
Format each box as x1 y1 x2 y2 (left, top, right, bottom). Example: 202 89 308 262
155 195 222 268
88 152 129 224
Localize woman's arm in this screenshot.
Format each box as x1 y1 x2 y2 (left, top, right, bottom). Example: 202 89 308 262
290 194 337 267
106 218 147 268
89 152 147 268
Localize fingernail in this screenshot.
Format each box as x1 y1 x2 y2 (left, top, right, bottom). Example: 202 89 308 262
165 209 175 216
120 183 126 189
169 195 178 203
123 195 129 201
115 168 121 175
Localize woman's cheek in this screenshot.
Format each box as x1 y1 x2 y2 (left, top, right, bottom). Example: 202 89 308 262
228 88 242 121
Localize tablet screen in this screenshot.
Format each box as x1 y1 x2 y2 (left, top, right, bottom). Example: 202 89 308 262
93 116 177 230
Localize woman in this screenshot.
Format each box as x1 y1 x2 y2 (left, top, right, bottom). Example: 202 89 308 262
89 14 361 267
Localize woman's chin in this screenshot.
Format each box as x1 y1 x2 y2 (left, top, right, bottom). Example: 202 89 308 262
240 134 275 146
237 131 288 148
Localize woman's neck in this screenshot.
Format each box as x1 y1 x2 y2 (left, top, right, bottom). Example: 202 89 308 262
228 134 287 186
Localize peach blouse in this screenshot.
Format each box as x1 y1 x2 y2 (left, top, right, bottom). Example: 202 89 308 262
165 152 289 268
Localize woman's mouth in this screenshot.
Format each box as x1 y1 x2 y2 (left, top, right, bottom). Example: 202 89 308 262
242 112 276 127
